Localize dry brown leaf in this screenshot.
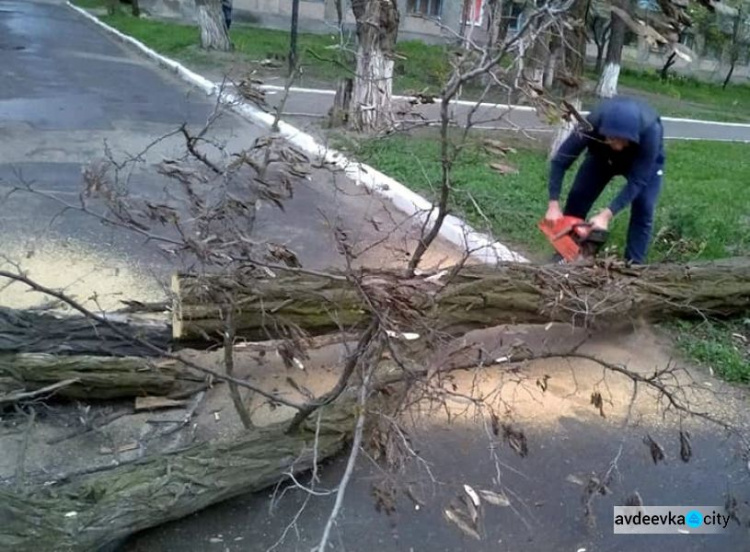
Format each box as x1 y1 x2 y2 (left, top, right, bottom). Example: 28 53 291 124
590 391 606 418
566 474 585 486
644 434 666 464
478 489 510 507
444 508 481 540
464 485 481 507
679 430 692 463
489 162 519 175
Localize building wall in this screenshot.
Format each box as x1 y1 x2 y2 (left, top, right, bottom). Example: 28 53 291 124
137 0 749 82
139 0 466 43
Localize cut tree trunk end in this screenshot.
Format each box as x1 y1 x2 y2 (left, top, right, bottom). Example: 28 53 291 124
195 0 232 51
172 258 750 343
0 403 356 552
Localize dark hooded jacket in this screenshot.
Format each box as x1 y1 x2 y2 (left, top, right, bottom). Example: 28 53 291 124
548 96 665 215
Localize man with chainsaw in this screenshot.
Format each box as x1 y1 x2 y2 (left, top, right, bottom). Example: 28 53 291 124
544 95 665 264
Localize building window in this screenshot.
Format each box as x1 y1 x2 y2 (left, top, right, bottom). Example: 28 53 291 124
407 0 443 18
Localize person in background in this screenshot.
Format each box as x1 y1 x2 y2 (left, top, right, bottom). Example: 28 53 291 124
222 0 232 30
544 96 666 264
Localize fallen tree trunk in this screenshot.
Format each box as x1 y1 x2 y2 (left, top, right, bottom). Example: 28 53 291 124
0 307 171 356
0 353 200 401
0 404 355 552
172 258 750 342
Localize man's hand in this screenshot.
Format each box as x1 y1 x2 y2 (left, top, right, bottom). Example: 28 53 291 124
589 208 613 230
544 201 563 225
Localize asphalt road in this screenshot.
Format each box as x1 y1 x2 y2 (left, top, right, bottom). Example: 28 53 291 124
255 84 750 143
2 3 750 552
0 0 457 312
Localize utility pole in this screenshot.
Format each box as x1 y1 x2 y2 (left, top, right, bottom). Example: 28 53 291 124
289 0 300 75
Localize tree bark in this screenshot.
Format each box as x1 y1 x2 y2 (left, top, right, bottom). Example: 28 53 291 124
328 78 353 127
0 307 171 357
0 353 197 401
172 258 750 342
349 0 399 131
195 0 231 52
723 59 737 89
661 51 677 81
593 19 612 74
523 29 549 88
543 34 562 90
549 0 587 158
0 404 355 552
596 7 626 97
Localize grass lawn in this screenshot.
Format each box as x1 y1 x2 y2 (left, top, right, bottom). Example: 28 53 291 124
347 132 750 263
73 0 453 93
75 0 750 121
344 131 750 380
597 67 750 123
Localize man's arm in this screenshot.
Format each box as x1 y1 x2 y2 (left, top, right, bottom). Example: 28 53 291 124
548 128 588 201
608 124 661 215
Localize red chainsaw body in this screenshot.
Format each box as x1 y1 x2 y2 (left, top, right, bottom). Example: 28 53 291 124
538 216 602 262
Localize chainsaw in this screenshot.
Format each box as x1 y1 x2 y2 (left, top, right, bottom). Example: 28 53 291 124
538 216 610 263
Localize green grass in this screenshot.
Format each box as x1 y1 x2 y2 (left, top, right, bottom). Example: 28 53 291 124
74 0 450 93
347 132 750 381
75 0 750 119
586 67 750 123
345 133 750 263
670 319 750 383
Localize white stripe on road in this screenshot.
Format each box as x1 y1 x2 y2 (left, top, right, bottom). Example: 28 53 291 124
70 2 527 264
256 84 750 129
257 84 537 112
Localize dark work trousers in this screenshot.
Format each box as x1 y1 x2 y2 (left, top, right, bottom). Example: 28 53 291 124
563 154 664 264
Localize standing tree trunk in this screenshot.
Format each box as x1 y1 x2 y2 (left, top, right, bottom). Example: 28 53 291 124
593 19 611 73
549 0 587 158
543 33 562 89
349 0 400 131
723 58 737 89
596 6 626 97
661 51 677 81
723 7 742 90
523 29 550 88
195 0 232 52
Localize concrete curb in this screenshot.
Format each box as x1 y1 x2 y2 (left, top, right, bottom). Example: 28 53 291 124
66 2 528 264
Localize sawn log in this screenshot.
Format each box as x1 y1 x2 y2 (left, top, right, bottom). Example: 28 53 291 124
0 353 199 401
0 403 355 552
172 258 750 341
0 307 171 357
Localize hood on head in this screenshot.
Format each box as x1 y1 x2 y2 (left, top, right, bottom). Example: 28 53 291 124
597 99 641 144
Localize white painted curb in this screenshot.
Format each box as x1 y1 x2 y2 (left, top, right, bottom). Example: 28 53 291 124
66 2 528 265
